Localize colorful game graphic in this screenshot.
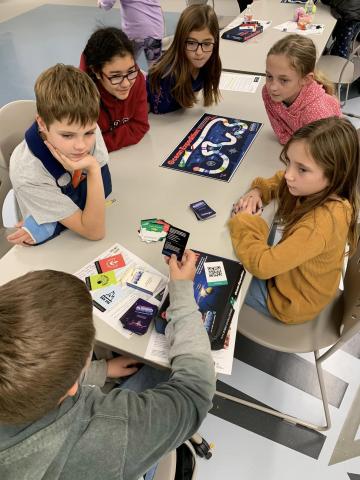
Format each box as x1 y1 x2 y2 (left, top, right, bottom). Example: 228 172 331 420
156 250 245 350
161 113 262 182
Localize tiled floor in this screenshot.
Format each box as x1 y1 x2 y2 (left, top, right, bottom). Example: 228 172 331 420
1 2 359 479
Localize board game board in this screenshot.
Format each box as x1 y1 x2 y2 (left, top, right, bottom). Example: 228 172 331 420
161 113 262 182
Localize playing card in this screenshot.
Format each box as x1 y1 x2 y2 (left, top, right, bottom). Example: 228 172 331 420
95 253 126 273
85 271 117 291
162 225 190 261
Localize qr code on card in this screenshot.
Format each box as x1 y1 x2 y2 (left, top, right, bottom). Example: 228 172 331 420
204 261 228 286
207 266 223 278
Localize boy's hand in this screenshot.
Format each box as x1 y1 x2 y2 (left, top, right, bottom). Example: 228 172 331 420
106 356 140 379
167 249 197 281
6 221 35 246
232 188 263 216
44 140 99 173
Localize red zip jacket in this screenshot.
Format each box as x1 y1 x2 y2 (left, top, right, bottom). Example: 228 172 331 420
79 54 149 152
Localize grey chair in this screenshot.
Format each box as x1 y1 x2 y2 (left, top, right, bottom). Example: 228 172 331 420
317 43 360 114
0 100 37 257
216 239 360 432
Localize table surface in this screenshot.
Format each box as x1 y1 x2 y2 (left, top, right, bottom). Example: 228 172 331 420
220 0 337 75
0 79 281 363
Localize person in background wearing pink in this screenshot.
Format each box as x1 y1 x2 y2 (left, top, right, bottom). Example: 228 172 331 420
97 0 164 67
263 34 341 145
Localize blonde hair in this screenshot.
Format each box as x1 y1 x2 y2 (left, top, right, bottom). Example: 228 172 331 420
35 64 100 128
148 4 222 108
268 34 335 96
0 270 95 424
277 117 359 255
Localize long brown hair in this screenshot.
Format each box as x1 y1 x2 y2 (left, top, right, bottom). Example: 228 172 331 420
268 34 335 96
0 270 95 424
148 4 222 108
276 117 359 254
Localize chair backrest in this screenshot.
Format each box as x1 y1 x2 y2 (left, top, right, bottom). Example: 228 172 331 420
0 100 37 169
340 239 360 338
319 238 360 362
339 43 360 86
2 189 20 228
0 166 13 229
0 100 37 229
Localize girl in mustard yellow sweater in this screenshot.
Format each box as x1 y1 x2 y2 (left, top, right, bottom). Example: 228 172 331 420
229 117 359 324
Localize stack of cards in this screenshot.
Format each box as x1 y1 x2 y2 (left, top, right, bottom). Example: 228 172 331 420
138 218 170 243
120 298 158 335
162 225 190 261
190 200 216 221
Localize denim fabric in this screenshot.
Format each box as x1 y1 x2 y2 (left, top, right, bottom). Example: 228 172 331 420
244 221 281 317
331 20 360 58
244 277 272 317
119 364 170 392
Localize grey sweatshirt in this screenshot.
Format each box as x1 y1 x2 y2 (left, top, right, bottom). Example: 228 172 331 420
0 280 216 480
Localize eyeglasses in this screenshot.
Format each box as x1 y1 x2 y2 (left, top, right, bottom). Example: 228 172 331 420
185 40 215 53
101 67 140 86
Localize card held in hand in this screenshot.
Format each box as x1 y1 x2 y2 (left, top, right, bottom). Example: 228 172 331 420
162 225 190 261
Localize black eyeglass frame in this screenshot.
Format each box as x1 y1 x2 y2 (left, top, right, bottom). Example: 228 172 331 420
101 66 140 86
185 40 215 53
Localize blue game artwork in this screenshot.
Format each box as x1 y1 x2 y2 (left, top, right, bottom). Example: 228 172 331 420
161 113 262 182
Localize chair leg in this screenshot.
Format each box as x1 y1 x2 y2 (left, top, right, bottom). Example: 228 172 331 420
314 350 332 430
215 350 331 432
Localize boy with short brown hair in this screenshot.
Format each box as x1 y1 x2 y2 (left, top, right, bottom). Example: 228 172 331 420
0 251 215 479
8 64 112 246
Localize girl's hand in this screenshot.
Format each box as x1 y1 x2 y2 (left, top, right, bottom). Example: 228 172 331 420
44 141 99 173
232 188 263 216
106 356 140 378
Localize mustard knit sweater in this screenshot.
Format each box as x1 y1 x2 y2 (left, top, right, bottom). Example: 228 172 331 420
228 171 352 324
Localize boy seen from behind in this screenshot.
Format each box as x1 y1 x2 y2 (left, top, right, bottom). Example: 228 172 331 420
0 251 215 480
7 64 112 246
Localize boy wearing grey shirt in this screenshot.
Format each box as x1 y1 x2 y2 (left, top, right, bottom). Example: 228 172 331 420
0 250 216 479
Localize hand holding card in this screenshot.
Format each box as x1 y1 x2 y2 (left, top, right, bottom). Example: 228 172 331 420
168 249 197 281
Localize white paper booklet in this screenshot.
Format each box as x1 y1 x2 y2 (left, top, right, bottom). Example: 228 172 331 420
75 243 168 339
220 72 261 93
144 298 240 375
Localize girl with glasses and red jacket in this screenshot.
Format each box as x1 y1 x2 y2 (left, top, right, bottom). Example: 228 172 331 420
80 27 149 152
